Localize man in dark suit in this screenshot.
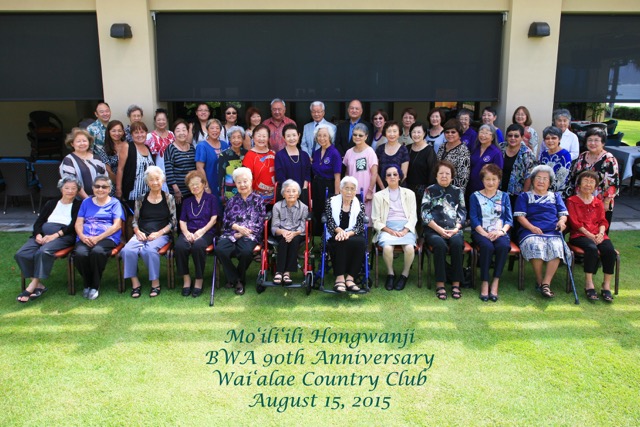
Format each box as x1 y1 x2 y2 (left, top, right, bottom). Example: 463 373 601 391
334 99 373 156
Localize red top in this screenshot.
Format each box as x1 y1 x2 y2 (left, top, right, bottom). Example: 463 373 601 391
566 195 609 240
242 149 275 204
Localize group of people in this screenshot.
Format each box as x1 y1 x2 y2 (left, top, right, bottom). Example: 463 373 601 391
14 99 620 303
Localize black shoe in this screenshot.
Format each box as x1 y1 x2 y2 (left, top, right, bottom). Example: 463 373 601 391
394 275 408 291
489 293 499 302
191 287 203 298
385 275 395 291
181 286 192 297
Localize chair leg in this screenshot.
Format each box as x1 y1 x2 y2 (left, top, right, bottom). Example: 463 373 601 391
374 246 379 288
425 250 432 290
21 273 26 291
3 194 7 214
69 255 76 295
417 247 422 288
118 256 124 293
614 253 620 295
29 193 36 214
518 254 524 291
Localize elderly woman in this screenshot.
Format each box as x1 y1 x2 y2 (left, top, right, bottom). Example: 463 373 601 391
324 176 367 293
375 121 409 189
436 119 471 194
218 125 248 202
176 170 217 297
426 108 446 153
74 176 125 300
243 124 276 206
275 124 311 204
568 127 619 226
15 176 83 303
343 123 378 220
468 124 504 196
539 126 572 194
512 106 540 159
567 171 617 302
371 110 388 150
422 160 466 300
196 118 230 210
271 179 309 285
372 165 417 291
514 165 569 299
214 167 266 295
311 123 342 235
457 109 477 149
124 104 144 143
60 128 107 199
164 119 196 221
122 166 176 298
118 121 155 215
551 108 579 161
470 164 513 302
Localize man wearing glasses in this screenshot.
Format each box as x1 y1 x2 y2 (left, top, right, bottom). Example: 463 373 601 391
263 98 296 152
301 101 336 157
335 99 373 156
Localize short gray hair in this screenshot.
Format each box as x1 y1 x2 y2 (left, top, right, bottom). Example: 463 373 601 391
314 123 335 143
58 175 83 190
144 165 165 183
340 176 359 191
227 125 245 139
553 108 572 122
206 118 223 130
126 104 143 117
271 98 286 108
92 175 112 189
530 164 555 183
281 179 301 196
353 123 369 135
232 167 253 183
310 101 325 111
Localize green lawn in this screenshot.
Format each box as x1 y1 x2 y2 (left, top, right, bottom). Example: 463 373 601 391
1 231 639 426
615 119 640 145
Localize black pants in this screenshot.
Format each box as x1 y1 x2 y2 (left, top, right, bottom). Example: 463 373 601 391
214 237 256 284
175 233 213 279
312 177 335 236
570 236 616 274
425 231 464 283
276 235 304 273
472 231 511 281
14 235 75 279
331 235 366 278
74 239 117 290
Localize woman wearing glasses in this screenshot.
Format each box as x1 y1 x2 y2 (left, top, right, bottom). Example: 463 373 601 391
343 123 378 221
221 105 242 142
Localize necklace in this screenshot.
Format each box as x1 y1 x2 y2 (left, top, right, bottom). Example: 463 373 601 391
286 147 300 164
191 196 205 217
389 188 400 202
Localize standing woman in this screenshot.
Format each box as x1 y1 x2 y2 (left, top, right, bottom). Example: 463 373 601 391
539 126 572 194
221 105 241 142
242 124 276 206
117 121 155 216
243 107 262 150
218 126 248 202
164 119 196 221
426 108 446 153
512 106 540 159
371 110 388 150
192 103 212 145
311 123 342 235
275 123 311 205
468 124 504 196
124 104 144 143
469 164 513 302
59 128 106 199
146 108 175 193
196 118 229 212
407 122 438 220
122 166 176 298
436 119 471 194
399 107 417 146
457 109 477 149
568 127 619 226
375 121 409 189
176 170 217 297
96 120 127 195
343 123 378 221
552 108 579 161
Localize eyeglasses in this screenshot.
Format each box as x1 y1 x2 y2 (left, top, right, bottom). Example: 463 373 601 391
196 109 209 113
226 111 237 115
93 184 110 189
373 117 384 121
534 177 550 182
386 172 399 177
507 133 521 138
352 133 365 138
342 187 356 192
444 130 457 134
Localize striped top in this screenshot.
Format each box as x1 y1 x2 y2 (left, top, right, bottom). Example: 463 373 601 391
164 142 196 198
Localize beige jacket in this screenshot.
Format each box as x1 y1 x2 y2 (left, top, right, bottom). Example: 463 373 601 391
371 187 417 242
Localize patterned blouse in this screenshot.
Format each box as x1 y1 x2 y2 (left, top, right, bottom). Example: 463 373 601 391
218 147 247 201
421 183 466 230
131 191 177 232
567 150 619 201
147 130 176 157
324 196 365 237
500 142 537 195
220 192 266 242
436 143 471 194
539 149 571 194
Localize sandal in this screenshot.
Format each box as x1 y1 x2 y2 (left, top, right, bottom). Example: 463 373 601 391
17 290 32 303
29 287 48 300
283 273 293 285
540 284 555 298
333 281 346 293
451 286 462 299
436 286 447 300
273 273 283 284
601 289 613 303
345 279 360 293
234 281 245 295
585 288 599 302
131 287 141 298
150 287 161 298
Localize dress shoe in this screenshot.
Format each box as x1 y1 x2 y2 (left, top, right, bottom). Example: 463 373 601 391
394 275 408 291
235 281 245 295
385 275 395 291
181 286 192 297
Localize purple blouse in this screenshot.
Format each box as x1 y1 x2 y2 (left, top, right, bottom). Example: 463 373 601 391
312 145 342 180
180 192 218 234
469 144 504 194
221 192 266 242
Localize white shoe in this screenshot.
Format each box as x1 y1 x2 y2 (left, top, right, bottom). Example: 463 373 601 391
87 289 99 300
83 287 91 298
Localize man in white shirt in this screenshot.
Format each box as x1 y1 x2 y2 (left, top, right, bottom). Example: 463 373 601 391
301 101 336 157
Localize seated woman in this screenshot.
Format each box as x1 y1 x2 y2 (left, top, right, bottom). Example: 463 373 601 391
324 176 367 293
214 167 266 295
122 166 176 298
469 164 513 302
59 128 107 199
514 165 569 299
567 171 617 302
73 176 125 300
422 161 467 300
175 170 218 298
15 176 83 303
372 165 417 291
271 179 309 285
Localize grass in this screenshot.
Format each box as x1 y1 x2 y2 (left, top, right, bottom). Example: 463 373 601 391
615 119 640 145
1 231 640 426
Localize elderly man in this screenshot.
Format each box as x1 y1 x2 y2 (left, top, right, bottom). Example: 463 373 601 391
86 102 111 150
335 99 372 156
301 101 336 157
263 98 296 152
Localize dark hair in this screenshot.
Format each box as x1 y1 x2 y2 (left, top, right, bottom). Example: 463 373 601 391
372 109 388 122
428 107 446 126
173 118 189 132
245 107 262 128
253 123 271 138
443 119 463 136
512 106 532 126
104 120 125 156
282 123 299 137
409 121 427 134
384 163 404 180
479 163 503 181
584 127 607 145
542 126 562 139
383 120 401 136
154 108 168 121
195 103 211 116
575 170 601 187
482 106 497 117
436 160 456 180
130 121 148 134
506 123 525 136
401 107 417 121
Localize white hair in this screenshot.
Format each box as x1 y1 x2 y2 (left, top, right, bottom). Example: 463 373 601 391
310 101 325 111
144 165 165 182
314 123 335 143
232 167 253 183
340 176 359 191
281 179 301 196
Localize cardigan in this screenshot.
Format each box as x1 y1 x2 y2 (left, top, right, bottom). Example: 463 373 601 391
32 198 82 238
371 187 418 242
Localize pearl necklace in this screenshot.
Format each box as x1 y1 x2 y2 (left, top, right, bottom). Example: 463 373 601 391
286 147 300 164
191 196 205 217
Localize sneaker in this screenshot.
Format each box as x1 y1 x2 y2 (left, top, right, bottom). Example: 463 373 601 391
83 287 91 298
87 289 99 300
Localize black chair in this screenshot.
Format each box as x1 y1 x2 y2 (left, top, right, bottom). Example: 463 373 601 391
27 111 64 159
629 157 640 196
0 159 36 214
34 160 61 213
